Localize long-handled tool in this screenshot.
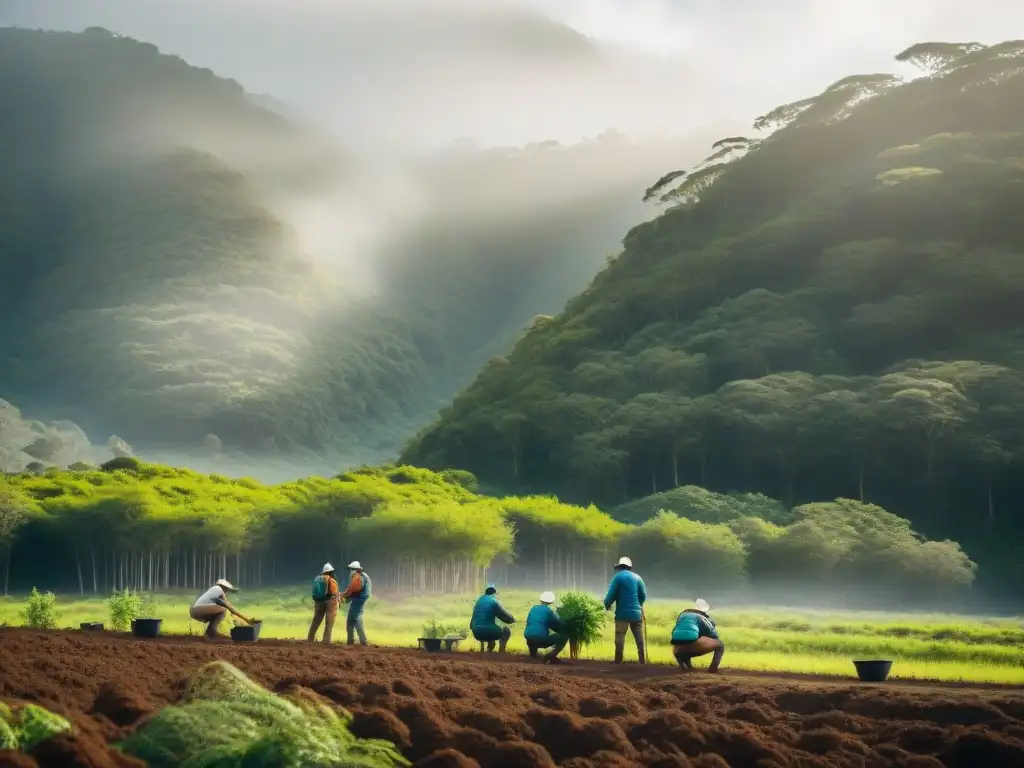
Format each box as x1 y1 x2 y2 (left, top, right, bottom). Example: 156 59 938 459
641 607 648 664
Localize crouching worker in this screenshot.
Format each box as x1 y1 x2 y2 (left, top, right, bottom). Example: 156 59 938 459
525 591 568 664
671 598 724 672
190 579 255 639
470 584 515 653
308 562 340 643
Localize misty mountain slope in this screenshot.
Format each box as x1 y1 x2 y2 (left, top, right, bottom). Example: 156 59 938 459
0 27 703 465
400 40 1024 591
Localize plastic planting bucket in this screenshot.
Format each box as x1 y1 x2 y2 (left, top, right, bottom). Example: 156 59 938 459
230 621 262 642
853 660 893 682
418 638 443 652
80 622 104 631
131 618 162 638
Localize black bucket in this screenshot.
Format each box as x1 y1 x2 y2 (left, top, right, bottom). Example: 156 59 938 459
231 621 262 642
132 618 162 638
80 622 104 631
853 660 892 682
418 638 443 652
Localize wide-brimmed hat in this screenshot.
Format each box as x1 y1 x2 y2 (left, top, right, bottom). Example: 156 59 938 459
616 556 633 569
694 598 710 613
539 591 555 604
485 583 497 594
347 561 362 571
216 578 237 593
322 563 335 574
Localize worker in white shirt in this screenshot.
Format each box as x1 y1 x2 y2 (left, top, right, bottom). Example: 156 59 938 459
189 578 255 638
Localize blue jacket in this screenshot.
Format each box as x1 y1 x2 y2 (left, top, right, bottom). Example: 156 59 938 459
524 604 565 641
671 609 718 644
470 593 515 631
603 569 647 622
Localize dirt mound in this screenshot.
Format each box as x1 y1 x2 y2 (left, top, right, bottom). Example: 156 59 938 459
1 629 1022 767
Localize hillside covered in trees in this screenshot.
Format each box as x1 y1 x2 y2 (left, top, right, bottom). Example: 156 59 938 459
0 27 700 471
401 41 1024 597
0 462 974 608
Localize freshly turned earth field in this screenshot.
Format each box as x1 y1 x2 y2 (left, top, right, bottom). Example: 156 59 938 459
1 630 1023 767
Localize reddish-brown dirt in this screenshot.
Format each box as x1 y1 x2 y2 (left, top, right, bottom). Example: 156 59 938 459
1 629 1023 767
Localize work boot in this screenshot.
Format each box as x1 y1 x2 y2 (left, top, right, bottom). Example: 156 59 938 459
614 643 624 664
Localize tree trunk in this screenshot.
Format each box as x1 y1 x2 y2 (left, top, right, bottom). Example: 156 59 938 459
671 447 680 488
987 477 995 530
75 549 84 595
858 464 865 503
3 547 10 596
91 549 98 594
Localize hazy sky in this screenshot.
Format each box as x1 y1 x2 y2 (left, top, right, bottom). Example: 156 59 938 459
4 0 1023 149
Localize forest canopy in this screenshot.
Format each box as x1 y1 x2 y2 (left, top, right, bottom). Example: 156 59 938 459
0 462 974 608
400 39 1024 599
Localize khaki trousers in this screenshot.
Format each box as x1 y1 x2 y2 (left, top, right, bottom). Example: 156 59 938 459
190 604 226 638
308 598 339 643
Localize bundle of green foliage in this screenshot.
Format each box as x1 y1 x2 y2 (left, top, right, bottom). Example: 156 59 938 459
107 588 143 631
21 587 57 629
421 620 466 640
557 591 606 658
119 661 409 767
0 701 71 752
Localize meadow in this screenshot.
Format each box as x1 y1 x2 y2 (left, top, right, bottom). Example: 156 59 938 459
2 588 1022 685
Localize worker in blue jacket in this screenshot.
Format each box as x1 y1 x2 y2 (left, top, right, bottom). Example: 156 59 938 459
603 556 647 664
470 584 515 652
524 591 568 664
671 598 724 672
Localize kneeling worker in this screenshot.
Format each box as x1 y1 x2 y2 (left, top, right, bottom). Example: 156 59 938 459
524 591 568 664
671 598 724 672
190 578 255 638
470 584 515 652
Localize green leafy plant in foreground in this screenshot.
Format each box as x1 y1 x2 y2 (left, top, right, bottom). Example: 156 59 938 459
558 591 606 658
107 588 143 631
22 587 57 630
119 661 409 767
0 700 72 751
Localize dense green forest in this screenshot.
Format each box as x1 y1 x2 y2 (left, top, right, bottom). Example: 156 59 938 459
401 41 1024 598
0 462 974 607
0 27 695 467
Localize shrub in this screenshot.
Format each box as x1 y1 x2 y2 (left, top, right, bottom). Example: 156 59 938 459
100 456 140 472
21 587 57 629
421 620 466 639
107 588 143 631
557 590 606 655
119 661 409 767
0 701 71 752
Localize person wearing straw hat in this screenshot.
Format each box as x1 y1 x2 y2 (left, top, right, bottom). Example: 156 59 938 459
603 556 647 664
524 591 568 664
189 578 254 639
339 560 372 645
308 562 341 643
470 584 515 653
670 598 724 672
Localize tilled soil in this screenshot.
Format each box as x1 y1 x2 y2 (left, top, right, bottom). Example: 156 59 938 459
1 629 1023 767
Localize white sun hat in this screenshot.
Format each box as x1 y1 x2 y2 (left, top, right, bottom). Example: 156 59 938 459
347 561 362 570
322 563 334 573
539 591 556 604
617 556 633 568
216 578 237 593
694 598 710 612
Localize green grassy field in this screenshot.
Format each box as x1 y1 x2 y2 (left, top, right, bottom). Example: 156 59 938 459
2 588 1022 684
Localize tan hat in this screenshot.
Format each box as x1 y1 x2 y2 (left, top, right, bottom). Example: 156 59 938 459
539 591 556 604
347 561 362 571
694 598 710 612
216 578 237 593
